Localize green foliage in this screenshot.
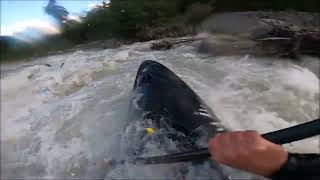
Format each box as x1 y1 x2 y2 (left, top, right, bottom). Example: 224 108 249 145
1 36 74 62
55 0 320 44
60 0 188 41
45 0 69 25
2 0 319 62
186 3 213 25
185 3 213 34
213 0 320 12
108 0 182 38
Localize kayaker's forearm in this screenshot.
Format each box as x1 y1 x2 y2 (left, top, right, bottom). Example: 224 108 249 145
270 153 320 180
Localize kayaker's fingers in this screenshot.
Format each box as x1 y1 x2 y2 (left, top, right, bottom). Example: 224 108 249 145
209 132 250 163
220 133 237 161
208 131 289 177
232 131 251 157
208 133 233 163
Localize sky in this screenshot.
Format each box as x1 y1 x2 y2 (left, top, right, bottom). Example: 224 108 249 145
1 0 103 36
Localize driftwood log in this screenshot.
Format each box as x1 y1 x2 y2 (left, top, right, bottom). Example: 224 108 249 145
150 37 200 50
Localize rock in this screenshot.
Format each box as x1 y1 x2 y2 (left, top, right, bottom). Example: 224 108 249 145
151 40 173 50
257 37 296 58
297 30 320 57
201 12 273 38
201 11 320 39
199 11 320 57
60 62 65 69
199 34 266 56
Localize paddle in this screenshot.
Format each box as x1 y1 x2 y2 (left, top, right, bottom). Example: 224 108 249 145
132 118 320 165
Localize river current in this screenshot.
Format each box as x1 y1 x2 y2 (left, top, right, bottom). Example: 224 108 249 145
1 38 319 179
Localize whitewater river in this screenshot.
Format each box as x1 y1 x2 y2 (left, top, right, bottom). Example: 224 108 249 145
1 38 319 179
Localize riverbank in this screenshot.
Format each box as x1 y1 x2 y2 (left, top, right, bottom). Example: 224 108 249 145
1 11 319 64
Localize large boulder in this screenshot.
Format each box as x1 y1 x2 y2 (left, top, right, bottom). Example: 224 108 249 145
198 11 320 57
200 11 320 39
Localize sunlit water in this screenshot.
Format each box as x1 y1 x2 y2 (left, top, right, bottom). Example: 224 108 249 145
1 38 319 179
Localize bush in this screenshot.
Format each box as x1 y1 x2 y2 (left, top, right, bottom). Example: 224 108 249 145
2 0 319 62
185 3 213 34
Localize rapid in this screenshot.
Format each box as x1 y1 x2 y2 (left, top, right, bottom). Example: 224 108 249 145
1 38 319 179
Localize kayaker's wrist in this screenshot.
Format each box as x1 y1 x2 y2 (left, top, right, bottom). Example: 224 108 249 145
269 153 294 179
243 140 288 177
263 147 288 177
270 153 320 179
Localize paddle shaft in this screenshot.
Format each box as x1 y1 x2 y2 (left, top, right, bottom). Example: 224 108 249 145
134 118 320 164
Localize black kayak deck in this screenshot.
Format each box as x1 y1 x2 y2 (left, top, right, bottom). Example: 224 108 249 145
129 60 225 149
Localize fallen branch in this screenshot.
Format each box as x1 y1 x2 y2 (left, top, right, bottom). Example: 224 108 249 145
150 37 200 50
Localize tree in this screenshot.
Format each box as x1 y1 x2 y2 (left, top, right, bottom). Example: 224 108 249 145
45 0 69 26
186 3 212 34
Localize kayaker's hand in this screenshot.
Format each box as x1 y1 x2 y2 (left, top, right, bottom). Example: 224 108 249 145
208 130 288 177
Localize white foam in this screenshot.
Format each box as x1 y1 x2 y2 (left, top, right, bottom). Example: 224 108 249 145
1 40 319 179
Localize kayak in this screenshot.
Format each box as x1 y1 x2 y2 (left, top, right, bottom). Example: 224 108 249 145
114 60 320 179
128 60 226 152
